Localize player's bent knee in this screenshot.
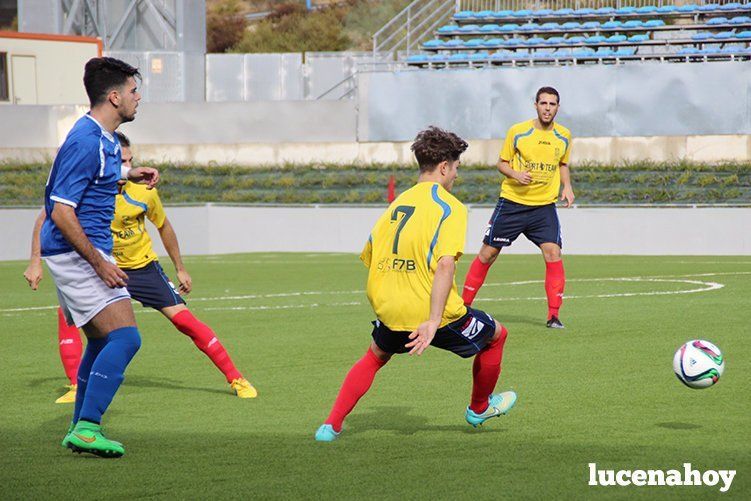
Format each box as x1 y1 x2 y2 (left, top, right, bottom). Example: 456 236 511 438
491 320 507 343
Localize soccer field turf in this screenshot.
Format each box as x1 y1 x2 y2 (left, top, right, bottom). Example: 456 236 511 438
1 253 748 499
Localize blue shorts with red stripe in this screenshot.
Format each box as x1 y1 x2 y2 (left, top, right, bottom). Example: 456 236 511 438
483 197 562 249
124 260 186 310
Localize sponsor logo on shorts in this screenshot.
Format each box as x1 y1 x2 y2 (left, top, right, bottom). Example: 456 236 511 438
460 318 484 340
493 237 510 243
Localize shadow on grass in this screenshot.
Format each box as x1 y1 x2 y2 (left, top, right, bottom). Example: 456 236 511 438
346 405 506 436
30 375 229 397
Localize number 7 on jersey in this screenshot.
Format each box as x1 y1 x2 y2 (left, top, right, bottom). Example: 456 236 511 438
390 205 415 254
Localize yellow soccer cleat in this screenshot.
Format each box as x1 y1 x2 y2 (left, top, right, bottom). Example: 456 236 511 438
55 384 77 404
230 378 258 399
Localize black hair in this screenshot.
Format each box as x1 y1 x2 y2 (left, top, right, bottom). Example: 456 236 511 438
410 126 468 172
535 86 560 104
83 57 141 107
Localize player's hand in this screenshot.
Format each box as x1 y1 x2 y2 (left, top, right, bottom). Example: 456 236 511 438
514 171 532 185
127 166 160 189
560 186 575 208
94 260 129 288
176 269 192 294
23 260 43 290
406 319 439 356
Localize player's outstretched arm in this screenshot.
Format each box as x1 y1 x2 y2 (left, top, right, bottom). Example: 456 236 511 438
50 203 128 288
23 209 46 290
126 166 160 189
157 216 191 294
497 159 531 185
406 256 456 356
559 164 575 208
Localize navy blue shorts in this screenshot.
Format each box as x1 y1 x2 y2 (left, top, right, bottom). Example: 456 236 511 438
371 307 497 358
483 197 562 249
124 261 186 310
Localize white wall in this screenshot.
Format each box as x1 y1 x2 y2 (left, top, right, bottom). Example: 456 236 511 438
2 206 749 261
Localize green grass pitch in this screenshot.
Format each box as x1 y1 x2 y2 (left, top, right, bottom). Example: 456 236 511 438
0 253 748 499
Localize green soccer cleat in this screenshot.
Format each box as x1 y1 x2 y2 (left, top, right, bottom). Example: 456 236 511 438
315 424 340 442
67 420 125 458
61 422 75 448
465 391 518 428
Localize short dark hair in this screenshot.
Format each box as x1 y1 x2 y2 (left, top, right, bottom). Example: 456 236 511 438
535 86 560 104
83 57 141 107
410 126 468 172
115 131 130 147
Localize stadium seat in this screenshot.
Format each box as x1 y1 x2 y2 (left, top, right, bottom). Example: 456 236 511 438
565 35 586 44
500 23 520 32
552 48 572 57
554 8 575 16
464 38 484 48
678 47 700 55
448 53 469 61
720 46 742 53
616 7 637 15
477 10 494 19
602 21 623 29
736 30 751 38
468 51 491 61
459 24 480 32
720 3 743 10
712 31 735 39
575 8 596 16
636 6 657 14
595 48 614 57
572 47 596 57
581 21 601 30
531 50 555 59
513 10 533 18
541 22 560 31
480 24 501 32
444 39 463 47
643 19 666 28
504 37 524 46
455 11 474 19
628 34 649 42
561 21 582 30
519 23 541 31
428 54 447 62
524 37 546 45
606 34 627 43
423 39 443 48
697 4 720 11
437 25 458 33
677 4 699 13
729 16 751 24
483 38 504 47
595 7 615 15
691 32 712 41
614 47 637 56
622 20 643 29
545 36 566 45
406 54 428 63
585 35 607 44
492 10 513 18
656 6 678 14
706 17 729 25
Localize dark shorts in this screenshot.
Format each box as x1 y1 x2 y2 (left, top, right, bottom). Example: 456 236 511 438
483 197 562 249
124 260 186 310
371 307 497 359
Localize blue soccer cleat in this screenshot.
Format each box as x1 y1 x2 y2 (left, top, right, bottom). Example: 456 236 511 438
315 424 340 442
465 391 518 427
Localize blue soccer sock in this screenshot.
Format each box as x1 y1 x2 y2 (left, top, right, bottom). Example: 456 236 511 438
73 336 108 424
79 326 141 425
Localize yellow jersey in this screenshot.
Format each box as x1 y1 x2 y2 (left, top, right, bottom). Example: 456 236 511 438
360 182 468 331
111 181 166 270
499 119 572 206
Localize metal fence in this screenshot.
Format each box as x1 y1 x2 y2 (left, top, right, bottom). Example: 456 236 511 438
107 50 205 103
458 0 736 11
372 0 456 57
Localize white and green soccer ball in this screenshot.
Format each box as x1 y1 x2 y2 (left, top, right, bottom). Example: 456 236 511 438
673 340 725 389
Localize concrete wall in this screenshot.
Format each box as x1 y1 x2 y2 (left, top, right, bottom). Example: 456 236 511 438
3 206 749 261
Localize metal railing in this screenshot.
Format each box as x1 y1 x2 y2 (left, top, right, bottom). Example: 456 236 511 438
458 1 737 11
372 0 457 58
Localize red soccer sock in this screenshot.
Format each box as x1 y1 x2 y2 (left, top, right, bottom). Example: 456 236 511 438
57 307 82 386
470 325 508 413
462 257 492 306
325 347 388 433
545 260 566 320
171 309 242 383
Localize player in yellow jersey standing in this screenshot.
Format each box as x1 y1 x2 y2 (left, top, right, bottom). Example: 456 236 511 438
24 132 257 401
462 87 575 329
315 127 516 442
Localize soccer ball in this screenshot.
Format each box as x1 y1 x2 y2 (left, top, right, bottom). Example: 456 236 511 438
673 340 725 389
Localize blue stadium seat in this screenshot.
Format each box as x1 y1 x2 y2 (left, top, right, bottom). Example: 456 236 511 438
464 38 485 48
720 46 743 53
536 9 554 17
490 51 512 60
448 53 469 61
483 38 504 47
572 47 596 57
616 7 637 15
656 6 677 14
541 22 560 31
691 32 712 41
406 54 428 63
554 8 575 16
581 21 601 30
552 49 572 57
730 16 751 24
614 47 637 56
697 4 720 11
677 5 699 13
561 21 582 30
493 10 513 18
713 31 735 39
736 30 751 38
444 39 464 47
565 35 586 44
524 37 546 45
622 20 643 29
545 36 566 45
595 48 614 56
459 24 480 32
513 10 533 18
628 34 649 42
595 7 615 15
706 17 729 25
455 11 474 19
636 6 657 14
480 24 501 32
602 21 623 29
500 23 520 32
720 3 743 10
468 51 491 61
532 50 555 59
428 54 447 62
477 10 494 19
509 50 530 59
423 39 443 48
585 35 607 44
504 38 524 46
643 19 666 28
606 34 627 43
519 23 541 31
575 8 596 16
678 47 700 55
437 25 458 33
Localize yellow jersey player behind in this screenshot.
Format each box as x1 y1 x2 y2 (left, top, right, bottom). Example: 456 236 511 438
25 131 257 402
462 86 574 329
315 126 516 442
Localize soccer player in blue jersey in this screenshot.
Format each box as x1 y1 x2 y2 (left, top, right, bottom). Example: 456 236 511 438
41 57 158 458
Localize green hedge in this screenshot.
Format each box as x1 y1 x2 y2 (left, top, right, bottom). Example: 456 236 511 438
1 161 750 206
